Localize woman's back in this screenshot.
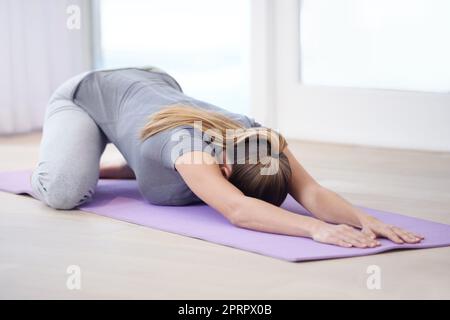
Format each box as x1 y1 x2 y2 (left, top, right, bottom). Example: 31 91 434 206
73 67 260 205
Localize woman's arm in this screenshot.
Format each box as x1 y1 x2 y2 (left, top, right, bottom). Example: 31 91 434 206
175 151 380 248
284 148 423 244
284 148 366 227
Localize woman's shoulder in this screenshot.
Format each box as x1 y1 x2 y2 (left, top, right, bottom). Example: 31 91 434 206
141 124 214 171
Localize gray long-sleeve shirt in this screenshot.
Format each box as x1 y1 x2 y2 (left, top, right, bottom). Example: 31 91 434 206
73 68 260 205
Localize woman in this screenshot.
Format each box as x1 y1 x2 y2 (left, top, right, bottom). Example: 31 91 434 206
31 66 424 248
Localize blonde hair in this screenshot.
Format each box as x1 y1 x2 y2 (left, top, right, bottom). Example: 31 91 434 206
140 104 291 206
141 104 287 149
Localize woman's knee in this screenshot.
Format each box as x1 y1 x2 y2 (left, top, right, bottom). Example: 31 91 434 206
31 165 95 210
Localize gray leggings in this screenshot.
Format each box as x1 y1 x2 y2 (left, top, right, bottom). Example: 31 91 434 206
31 72 107 209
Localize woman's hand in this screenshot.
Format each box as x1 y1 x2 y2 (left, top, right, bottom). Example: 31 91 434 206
311 222 381 248
358 215 424 244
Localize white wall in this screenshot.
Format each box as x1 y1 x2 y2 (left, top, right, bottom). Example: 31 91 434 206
0 0 92 134
251 0 450 152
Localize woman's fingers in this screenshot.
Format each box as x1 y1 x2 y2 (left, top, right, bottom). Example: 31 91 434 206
362 228 377 240
392 227 422 243
340 235 364 248
330 236 352 248
344 225 378 245
338 239 353 248
406 229 425 240
361 229 381 247
316 223 422 248
346 230 380 247
392 228 415 243
344 232 368 247
328 234 355 248
334 225 380 248
377 225 424 244
335 234 377 248
380 227 404 244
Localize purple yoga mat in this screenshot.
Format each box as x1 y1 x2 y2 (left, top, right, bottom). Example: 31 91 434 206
1 170 449 262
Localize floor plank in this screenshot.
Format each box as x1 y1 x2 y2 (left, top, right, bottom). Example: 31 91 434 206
1 132 449 299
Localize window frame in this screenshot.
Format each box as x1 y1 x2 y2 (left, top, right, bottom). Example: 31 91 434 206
250 0 450 151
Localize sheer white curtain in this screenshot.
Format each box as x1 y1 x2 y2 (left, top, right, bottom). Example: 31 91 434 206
0 0 91 134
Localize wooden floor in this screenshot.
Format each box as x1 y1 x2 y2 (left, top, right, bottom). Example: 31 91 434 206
0 132 449 299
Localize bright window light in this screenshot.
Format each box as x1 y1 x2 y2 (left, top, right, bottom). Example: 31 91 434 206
300 0 450 92
97 0 250 113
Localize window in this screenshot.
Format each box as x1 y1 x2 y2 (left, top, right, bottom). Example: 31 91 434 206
95 0 250 113
300 0 450 92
